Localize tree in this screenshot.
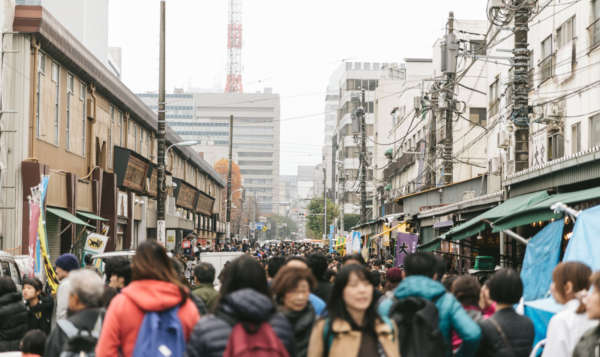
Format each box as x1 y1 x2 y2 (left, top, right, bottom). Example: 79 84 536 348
343 214 360 231
306 198 339 239
214 159 243 235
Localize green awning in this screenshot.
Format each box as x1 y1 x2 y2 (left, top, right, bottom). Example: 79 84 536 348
76 211 108 222
492 186 600 232
419 238 441 252
445 190 550 242
47 207 95 228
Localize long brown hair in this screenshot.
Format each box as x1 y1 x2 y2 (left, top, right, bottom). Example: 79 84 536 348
553 262 591 314
131 240 188 302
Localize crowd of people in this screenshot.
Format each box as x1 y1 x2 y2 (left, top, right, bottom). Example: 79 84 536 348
1 240 600 357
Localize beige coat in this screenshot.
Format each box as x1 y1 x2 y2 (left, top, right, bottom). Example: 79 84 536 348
307 318 400 357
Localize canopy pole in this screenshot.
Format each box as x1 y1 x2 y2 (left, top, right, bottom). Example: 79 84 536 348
551 202 580 220
502 229 528 245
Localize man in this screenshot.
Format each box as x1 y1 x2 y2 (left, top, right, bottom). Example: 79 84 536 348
378 252 481 357
54 253 80 323
105 256 131 291
307 253 332 302
45 269 105 357
192 262 219 310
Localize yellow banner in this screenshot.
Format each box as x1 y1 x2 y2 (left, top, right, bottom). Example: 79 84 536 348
38 212 59 294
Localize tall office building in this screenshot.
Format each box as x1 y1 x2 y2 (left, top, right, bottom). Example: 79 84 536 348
138 89 280 213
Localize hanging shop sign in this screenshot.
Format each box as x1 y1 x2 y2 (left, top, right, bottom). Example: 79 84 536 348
114 147 150 193
196 191 215 216
173 179 198 210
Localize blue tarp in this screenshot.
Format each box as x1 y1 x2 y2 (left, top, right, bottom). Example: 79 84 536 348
523 297 564 349
563 205 600 271
520 220 564 301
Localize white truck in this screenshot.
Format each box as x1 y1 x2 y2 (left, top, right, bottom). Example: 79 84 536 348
198 252 244 287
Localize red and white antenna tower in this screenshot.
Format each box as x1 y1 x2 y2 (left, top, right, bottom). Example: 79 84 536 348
225 0 243 93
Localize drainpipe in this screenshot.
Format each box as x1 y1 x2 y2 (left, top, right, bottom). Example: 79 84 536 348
88 84 97 171
29 39 40 157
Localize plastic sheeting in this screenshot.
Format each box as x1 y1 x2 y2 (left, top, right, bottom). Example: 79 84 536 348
523 297 564 349
563 205 600 271
520 220 564 301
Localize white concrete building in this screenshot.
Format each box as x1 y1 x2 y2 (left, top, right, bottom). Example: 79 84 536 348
138 89 281 214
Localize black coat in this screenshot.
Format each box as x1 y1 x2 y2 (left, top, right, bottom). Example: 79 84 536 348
476 308 534 357
44 308 104 357
0 292 28 352
26 295 54 334
282 305 315 357
186 289 295 357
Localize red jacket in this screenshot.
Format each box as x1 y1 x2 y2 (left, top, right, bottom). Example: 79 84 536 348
95 280 200 357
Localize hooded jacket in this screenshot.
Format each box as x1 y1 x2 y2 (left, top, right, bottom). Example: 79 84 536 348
26 295 54 334
186 288 295 357
0 291 28 352
281 305 316 357
95 280 200 357
378 275 481 357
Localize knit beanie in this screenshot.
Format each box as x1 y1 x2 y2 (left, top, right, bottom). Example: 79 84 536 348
55 253 80 272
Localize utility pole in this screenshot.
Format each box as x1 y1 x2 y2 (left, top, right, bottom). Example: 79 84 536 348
426 81 439 188
323 165 327 241
442 12 457 185
226 114 234 242
156 0 166 244
359 89 368 224
512 0 531 172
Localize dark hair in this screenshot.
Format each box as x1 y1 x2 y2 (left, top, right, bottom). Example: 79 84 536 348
404 252 437 278
0 276 17 295
267 256 286 278
23 277 43 292
285 256 308 267
307 253 328 281
369 270 381 287
442 274 458 291
451 275 481 307
194 262 216 284
328 264 377 334
553 262 592 314
107 257 132 286
487 268 523 305
272 266 316 305
342 254 365 266
219 255 270 300
101 286 119 308
20 329 46 355
132 240 188 302
434 256 446 281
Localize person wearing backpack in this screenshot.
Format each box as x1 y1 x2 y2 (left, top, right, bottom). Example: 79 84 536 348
272 266 317 357
44 269 105 357
378 252 481 357
476 269 534 357
95 240 200 357
307 264 399 357
186 255 294 357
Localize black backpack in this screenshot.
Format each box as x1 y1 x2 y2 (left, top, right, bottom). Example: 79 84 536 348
388 296 447 357
57 312 103 357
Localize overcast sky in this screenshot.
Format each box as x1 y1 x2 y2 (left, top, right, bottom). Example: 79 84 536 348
108 0 487 175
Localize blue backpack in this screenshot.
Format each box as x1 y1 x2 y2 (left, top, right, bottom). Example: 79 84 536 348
132 306 185 357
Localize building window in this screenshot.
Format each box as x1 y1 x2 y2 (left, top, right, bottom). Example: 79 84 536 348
590 114 600 147
571 122 581 154
81 83 86 156
38 52 46 74
119 111 124 146
540 35 554 83
592 0 600 48
548 129 564 161
66 73 74 149
469 107 487 127
557 16 576 49
109 106 114 165
139 129 144 155
52 63 59 145
470 39 486 55
489 78 500 116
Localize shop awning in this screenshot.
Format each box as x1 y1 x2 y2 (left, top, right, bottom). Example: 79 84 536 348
419 238 441 252
445 190 550 242
76 211 108 222
47 207 95 228
492 187 600 232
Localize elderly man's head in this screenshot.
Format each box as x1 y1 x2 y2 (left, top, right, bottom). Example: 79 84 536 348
67 269 104 316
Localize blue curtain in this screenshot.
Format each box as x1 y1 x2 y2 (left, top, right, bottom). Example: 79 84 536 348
563 205 600 271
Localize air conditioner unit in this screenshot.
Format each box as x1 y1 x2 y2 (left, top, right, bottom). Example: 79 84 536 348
497 130 510 149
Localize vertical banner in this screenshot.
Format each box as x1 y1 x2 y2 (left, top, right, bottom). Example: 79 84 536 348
328 224 334 253
28 199 41 277
395 232 418 267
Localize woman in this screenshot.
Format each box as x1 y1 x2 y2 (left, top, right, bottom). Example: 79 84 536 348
272 266 317 357
542 262 597 357
307 264 399 357
479 281 496 319
95 240 200 357
0 276 28 352
22 277 53 334
451 275 484 352
572 272 600 357
186 255 295 357
476 269 534 357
